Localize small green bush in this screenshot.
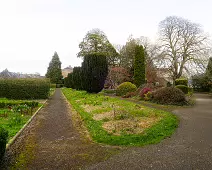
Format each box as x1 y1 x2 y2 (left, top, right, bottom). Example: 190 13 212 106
175 85 188 94
116 82 137 96
175 78 188 86
0 127 8 161
152 87 187 105
0 78 50 99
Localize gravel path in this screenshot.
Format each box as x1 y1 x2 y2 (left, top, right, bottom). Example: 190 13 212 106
87 93 212 170
3 90 212 169
2 89 120 169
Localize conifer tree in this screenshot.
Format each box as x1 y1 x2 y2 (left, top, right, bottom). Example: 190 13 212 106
81 53 108 93
134 45 145 87
46 52 63 84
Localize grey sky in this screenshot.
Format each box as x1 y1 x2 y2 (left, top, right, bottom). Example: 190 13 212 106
0 0 212 75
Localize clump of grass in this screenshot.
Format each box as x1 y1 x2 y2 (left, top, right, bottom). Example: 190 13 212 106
62 88 178 146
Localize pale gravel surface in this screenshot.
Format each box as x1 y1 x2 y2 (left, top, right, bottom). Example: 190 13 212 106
87 93 212 170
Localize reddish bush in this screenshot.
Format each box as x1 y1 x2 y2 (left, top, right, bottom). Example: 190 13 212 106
152 87 187 105
140 87 152 98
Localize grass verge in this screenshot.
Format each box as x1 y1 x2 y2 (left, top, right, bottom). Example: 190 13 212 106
62 88 179 146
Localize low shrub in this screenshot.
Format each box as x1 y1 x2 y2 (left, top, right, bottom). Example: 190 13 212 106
144 91 153 101
116 82 137 96
175 78 188 86
0 78 50 99
0 127 8 161
175 85 188 94
140 87 152 98
152 87 187 105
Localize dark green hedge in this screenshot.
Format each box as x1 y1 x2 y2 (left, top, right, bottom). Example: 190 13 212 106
64 73 74 88
0 127 8 161
0 79 50 99
81 53 108 93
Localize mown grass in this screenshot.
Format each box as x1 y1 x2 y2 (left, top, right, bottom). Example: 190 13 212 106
62 88 179 146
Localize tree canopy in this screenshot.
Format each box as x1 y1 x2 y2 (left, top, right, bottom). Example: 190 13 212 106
157 16 210 82
77 28 119 66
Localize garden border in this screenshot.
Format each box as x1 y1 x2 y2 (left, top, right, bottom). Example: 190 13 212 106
6 100 47 150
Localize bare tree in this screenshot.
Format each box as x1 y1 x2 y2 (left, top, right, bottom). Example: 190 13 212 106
157 16 211 82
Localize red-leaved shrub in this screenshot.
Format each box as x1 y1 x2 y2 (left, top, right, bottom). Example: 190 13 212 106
140 87 152 98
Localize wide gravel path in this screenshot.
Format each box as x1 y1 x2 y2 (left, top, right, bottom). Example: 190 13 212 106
87 93 212 170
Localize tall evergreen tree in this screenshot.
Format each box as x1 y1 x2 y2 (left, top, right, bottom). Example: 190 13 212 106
134 45 145 87
81 53 108 93
45 52 63 84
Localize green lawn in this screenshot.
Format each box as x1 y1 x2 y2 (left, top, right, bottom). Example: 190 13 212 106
62 88 179 146
0 98 42 141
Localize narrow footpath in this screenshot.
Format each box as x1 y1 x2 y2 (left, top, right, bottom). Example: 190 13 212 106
88 94 212 170
3 89 120 169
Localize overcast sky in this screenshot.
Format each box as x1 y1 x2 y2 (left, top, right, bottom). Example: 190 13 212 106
0 0 212 75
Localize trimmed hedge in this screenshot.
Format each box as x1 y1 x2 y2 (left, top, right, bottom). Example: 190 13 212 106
116 82 137 96
72 67 83 90
152 87 187 105
0 100 38 109
175 85 188 94
0 127 8 161
0 78 50 99
175 78 188 86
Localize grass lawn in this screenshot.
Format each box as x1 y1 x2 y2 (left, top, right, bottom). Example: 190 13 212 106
62 88 179 146
0 98 42 142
